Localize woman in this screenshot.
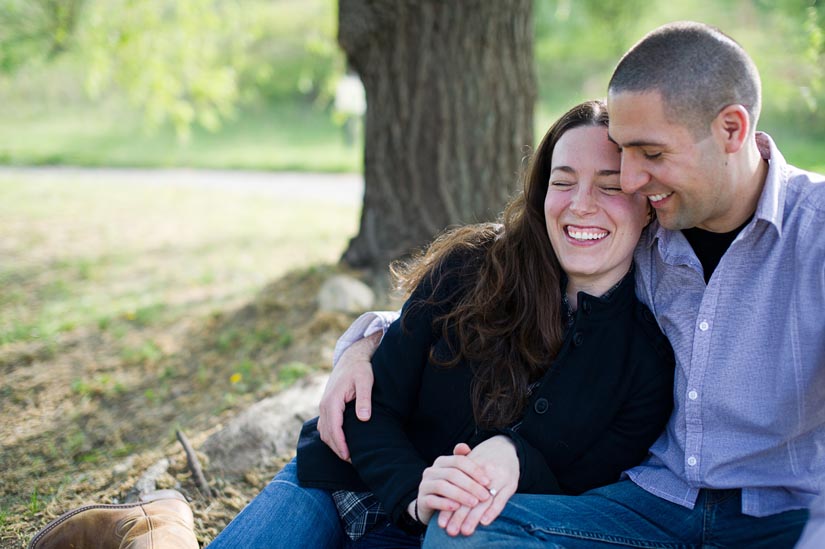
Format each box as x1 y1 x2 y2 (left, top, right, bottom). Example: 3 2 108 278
26 100 673 549
294 99 675 547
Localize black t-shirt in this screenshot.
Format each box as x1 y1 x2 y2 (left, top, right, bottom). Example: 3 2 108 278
682 216 753 283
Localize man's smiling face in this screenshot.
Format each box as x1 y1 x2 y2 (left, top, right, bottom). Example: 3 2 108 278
608 90 731 232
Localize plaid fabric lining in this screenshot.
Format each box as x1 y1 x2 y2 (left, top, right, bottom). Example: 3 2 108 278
331 490 387 541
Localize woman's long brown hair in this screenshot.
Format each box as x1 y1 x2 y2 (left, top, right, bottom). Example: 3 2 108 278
392 100 611 429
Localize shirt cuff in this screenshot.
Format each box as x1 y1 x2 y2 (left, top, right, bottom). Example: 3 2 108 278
332 311 400 367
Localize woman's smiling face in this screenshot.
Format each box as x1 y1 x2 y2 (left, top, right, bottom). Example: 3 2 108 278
544 125 649 295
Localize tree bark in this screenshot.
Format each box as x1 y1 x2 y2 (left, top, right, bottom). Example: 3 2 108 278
339 0 536 270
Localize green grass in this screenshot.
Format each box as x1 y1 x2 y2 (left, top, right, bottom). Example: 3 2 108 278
0 175 359 346
0 99 362 173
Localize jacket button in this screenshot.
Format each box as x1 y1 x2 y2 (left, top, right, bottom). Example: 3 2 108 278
534 398 549 414
573 331 584 346
643 309 655 323
582 301 592 315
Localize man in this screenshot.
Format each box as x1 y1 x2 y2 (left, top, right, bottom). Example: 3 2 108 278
320 21 825 547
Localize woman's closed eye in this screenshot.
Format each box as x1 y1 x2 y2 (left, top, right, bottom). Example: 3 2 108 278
550 180 575 188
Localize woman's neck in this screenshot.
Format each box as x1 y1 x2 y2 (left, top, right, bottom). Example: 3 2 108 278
565 270 629 312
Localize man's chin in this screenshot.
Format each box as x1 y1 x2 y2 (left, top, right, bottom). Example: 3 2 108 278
653 213 682 231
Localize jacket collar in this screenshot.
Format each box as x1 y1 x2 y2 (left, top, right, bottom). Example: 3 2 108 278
560 265 637 323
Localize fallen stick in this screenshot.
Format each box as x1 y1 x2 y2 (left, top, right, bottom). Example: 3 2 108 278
176 429 213 499
124 458 170 503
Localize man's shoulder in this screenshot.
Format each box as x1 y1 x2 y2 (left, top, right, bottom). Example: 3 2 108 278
785 164 825 212
780 165 825 264
781 166 825 250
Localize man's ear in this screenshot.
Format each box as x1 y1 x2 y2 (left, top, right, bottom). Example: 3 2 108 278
713 104 750 154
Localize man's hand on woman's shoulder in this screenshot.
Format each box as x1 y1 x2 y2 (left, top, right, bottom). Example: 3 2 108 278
317 331 381 461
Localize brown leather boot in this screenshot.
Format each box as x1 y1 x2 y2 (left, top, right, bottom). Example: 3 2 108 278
28 489 199 549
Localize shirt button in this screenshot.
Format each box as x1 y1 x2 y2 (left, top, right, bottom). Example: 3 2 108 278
688 390 698 400
698 320 709 332
573 332 584 347
534 398 549 414
687 456 698 467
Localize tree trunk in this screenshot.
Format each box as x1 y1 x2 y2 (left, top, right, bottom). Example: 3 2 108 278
338 0 536 270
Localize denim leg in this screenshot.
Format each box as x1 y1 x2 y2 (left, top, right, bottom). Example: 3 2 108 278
207 458 344 549
424 480 699 549
423 480 809 549
703 489 807 548
794 492 825 549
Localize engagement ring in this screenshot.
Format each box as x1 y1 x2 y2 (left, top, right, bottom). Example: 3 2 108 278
489 487 498 496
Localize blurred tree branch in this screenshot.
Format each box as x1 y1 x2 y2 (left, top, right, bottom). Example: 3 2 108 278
76 0 262 140
0 0 84 72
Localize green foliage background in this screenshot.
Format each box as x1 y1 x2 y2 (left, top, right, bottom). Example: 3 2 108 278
0 0 823 172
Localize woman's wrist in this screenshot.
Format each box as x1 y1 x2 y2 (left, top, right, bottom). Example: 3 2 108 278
407 499 421 523
399 498 427 534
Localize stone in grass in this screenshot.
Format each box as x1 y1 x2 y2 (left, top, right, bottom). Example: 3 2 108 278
202 374 327 478
317 275 375 314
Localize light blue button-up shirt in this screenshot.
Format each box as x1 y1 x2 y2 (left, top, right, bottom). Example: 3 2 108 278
626 133 825 517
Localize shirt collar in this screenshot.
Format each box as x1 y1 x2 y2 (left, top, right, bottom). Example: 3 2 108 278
753 131 788 236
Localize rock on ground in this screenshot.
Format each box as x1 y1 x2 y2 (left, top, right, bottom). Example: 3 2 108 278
201 374 328 478
317 274 375 314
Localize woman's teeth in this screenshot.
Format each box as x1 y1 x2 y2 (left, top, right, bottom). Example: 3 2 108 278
567 228 608 241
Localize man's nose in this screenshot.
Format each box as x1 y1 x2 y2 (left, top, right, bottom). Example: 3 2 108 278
620 155 650 194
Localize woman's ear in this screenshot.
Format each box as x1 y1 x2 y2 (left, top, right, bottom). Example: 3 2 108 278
713 104 750 154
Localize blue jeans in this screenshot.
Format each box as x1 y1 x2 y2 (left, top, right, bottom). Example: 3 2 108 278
423 480 808 548
207 458 344 549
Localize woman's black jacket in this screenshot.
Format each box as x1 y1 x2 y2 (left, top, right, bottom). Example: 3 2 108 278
297 250 675 531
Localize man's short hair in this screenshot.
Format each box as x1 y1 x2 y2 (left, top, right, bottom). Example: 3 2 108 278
608 21 761 138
